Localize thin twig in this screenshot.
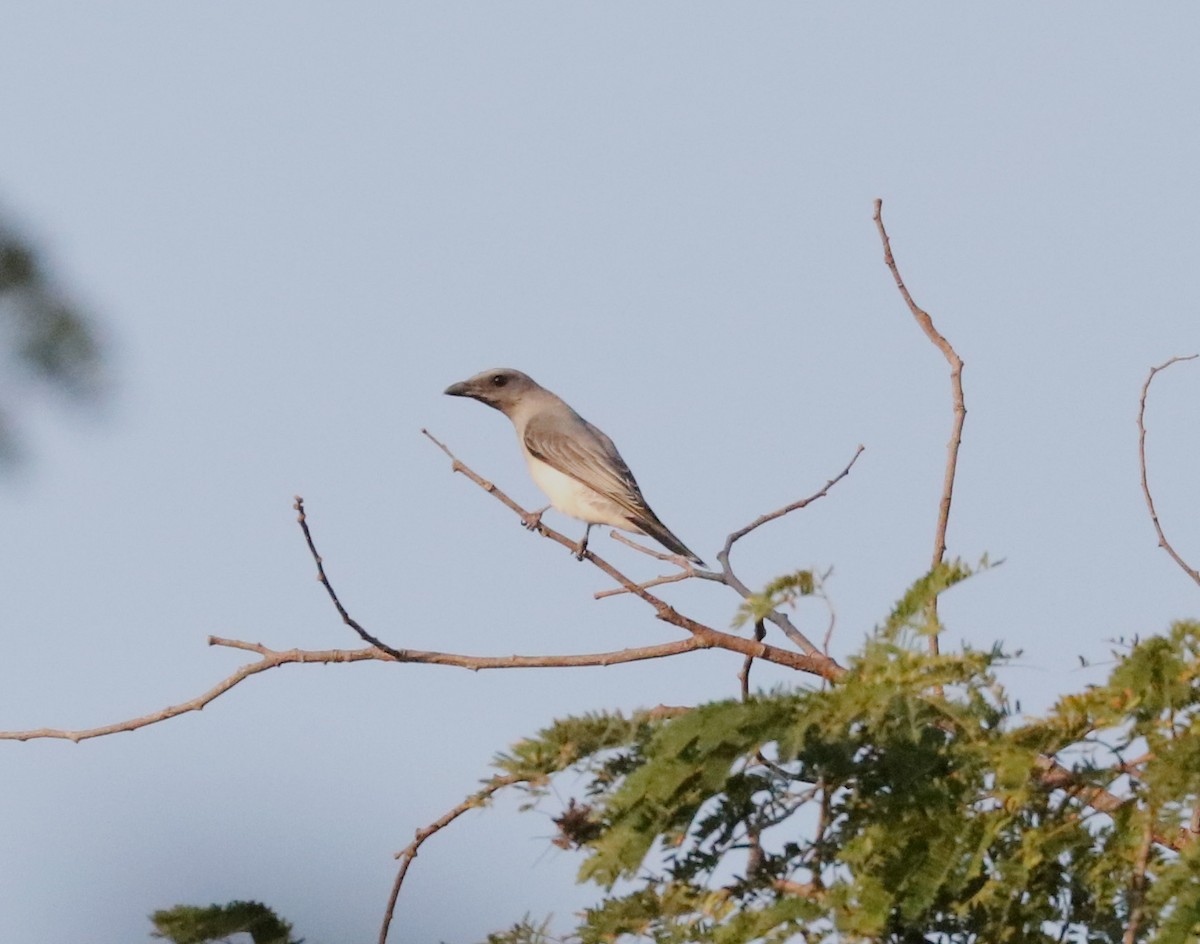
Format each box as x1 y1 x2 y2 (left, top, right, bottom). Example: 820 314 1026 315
721 445 865 555
380 775 525 944
382 703 693 942
295 496 406 659
739 750 768 882
1137 354 1200 586
739 620 767 701
873 199 966 657
0 640 381 742
594 570 693 600
594 533 696 599
709 444 865 656
819 583 838 658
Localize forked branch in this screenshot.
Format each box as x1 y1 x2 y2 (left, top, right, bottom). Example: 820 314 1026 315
1 455 850 746
294 496 405 659
423 429 846 681
597 444 863 661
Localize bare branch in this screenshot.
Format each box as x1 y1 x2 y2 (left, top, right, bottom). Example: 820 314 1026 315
1033 754 1182 852
701 564 822 656
380 774 526 944
594 533 697 599
774 879 820 898
295 495 406 659
5 447 854 746
1137 354 1200 586
819 580 838 658
432 426 857 665
594 570 693 600
700 445 864 657
1033 755 1125 815
721 444 865 555
424 429 845 682
873 199 966 657
383 705 697 942
429 428 859 665
0 640 381 743
0 636 741 743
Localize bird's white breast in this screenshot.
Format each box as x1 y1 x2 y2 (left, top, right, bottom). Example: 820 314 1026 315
526 455 640 531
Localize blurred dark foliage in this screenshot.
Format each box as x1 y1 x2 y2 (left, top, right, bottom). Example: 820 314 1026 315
0 216 106 462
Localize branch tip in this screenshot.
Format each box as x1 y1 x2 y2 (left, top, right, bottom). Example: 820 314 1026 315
1137 354 1200 586
873 201 965 660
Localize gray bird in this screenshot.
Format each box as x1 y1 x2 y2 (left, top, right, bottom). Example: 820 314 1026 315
444 368 705 566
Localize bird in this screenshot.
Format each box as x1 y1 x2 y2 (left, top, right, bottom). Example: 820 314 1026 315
444 368 705 566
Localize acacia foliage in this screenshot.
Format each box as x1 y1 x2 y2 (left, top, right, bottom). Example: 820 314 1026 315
150 900 300 944
486 566 1200 943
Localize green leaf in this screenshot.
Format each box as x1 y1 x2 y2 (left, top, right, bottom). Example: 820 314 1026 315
150 901 300 944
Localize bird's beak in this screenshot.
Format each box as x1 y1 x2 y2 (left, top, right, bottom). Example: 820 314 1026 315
444 381 471 397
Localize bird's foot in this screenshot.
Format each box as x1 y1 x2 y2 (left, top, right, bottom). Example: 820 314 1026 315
521 506 550 531
573 524 592 561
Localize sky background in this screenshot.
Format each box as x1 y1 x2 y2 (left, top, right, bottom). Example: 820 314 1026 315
2 5 1199 943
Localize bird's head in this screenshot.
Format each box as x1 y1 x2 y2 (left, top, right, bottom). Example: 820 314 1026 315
444 368 541 416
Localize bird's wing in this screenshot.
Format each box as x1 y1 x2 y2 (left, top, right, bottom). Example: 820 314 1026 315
523 411 650 518
525 408 707 565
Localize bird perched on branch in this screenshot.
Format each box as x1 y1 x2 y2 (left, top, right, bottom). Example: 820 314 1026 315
444 368 705 566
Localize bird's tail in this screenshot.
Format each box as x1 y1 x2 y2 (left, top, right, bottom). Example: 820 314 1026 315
632 512 706 567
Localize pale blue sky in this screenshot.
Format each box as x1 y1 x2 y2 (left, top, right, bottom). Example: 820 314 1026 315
2 5 1198 943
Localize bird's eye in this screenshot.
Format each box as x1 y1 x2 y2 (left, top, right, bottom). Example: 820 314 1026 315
491 374 508 387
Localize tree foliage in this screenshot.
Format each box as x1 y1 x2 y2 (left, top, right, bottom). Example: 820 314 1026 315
0 215 104 461
483 566 1200 943
150 900 301 944
5 202 1192 944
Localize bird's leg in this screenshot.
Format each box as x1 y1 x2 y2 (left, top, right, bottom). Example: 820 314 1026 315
521 505 551 531
574 523 593 561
